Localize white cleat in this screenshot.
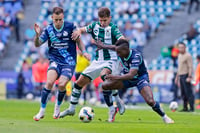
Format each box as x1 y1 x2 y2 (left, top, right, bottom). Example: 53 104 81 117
108 108 118 122
53 105 60 119
163 115 174 124
33 112 45 121
116 100 125 115
59 109 75 118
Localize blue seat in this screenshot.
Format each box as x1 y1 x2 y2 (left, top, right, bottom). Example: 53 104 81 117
172 0 181 10
165 7 173 17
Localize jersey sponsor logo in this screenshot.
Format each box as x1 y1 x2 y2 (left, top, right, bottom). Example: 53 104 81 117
51 42 69 48
63 38 69 40
131 60 140 63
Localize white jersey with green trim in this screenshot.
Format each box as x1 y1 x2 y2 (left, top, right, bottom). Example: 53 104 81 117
85 21 123 61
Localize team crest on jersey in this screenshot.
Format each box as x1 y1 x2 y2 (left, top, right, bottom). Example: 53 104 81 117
63 31 68 36
106 29 111 36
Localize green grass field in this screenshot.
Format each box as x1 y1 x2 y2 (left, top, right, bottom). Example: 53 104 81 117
0 100 200 133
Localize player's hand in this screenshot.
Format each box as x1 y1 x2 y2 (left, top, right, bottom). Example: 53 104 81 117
83 52 91 61
72 30 81 41
186 77 192 82
93 40 105 51
34 23 41 36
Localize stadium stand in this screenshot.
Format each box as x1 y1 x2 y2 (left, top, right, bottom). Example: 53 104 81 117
148 18 200 71
0 0 24 57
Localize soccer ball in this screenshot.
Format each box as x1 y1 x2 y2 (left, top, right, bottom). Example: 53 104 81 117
26 93 34 100
79 106 95 123
169 101 178 112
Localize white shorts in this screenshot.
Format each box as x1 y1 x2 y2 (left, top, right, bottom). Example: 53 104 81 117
82 60 122 80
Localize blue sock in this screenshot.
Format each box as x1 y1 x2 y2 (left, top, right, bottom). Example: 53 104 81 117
103 90 113 107
57 90 66 105
152 102 165 117
41 88 51 108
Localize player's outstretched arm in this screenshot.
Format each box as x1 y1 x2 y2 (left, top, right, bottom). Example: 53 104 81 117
76 38 91 61
94 40 116 51
106 69 138 81
71 27 86 41
94 36 126 51
34 23 43 47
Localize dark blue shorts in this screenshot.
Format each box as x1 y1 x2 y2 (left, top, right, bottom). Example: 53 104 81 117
48 61 75 80
122 74 151 92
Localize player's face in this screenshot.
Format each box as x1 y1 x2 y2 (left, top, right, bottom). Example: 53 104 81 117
178 44 186 54
52 13 64 29
116 46 129 58
99 16 111 27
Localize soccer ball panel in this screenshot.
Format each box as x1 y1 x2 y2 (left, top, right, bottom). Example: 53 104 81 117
169 101 178 112
79 107 94 123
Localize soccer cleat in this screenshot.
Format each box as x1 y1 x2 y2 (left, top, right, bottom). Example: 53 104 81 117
59 109 75 118
162 115 174 124
33 112 44 121
108 108 118 122
53 104 60 119
116 99 125 115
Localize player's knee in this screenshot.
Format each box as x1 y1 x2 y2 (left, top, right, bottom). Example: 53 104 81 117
46 81 54 89
76 75 91 87
58 82 67 91
102 82 110 90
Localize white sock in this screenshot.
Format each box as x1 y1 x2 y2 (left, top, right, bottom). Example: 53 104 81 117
162 114 167 118
69 104 76 111
109 105 115 112
55 103 60 108
113 95 120 103
39 107 45 114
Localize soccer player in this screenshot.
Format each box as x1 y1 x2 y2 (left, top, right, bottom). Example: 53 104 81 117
33 7 90 121
99 39 174 124
60 7 125 122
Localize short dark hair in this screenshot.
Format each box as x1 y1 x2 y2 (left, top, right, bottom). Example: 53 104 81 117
197 55 200 60
98 7 110 18
53 7 64 15
115 39 129 48
178 42 186 47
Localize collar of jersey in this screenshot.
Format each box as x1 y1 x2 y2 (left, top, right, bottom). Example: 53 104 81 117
53 22 64 32
124 49 132 61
